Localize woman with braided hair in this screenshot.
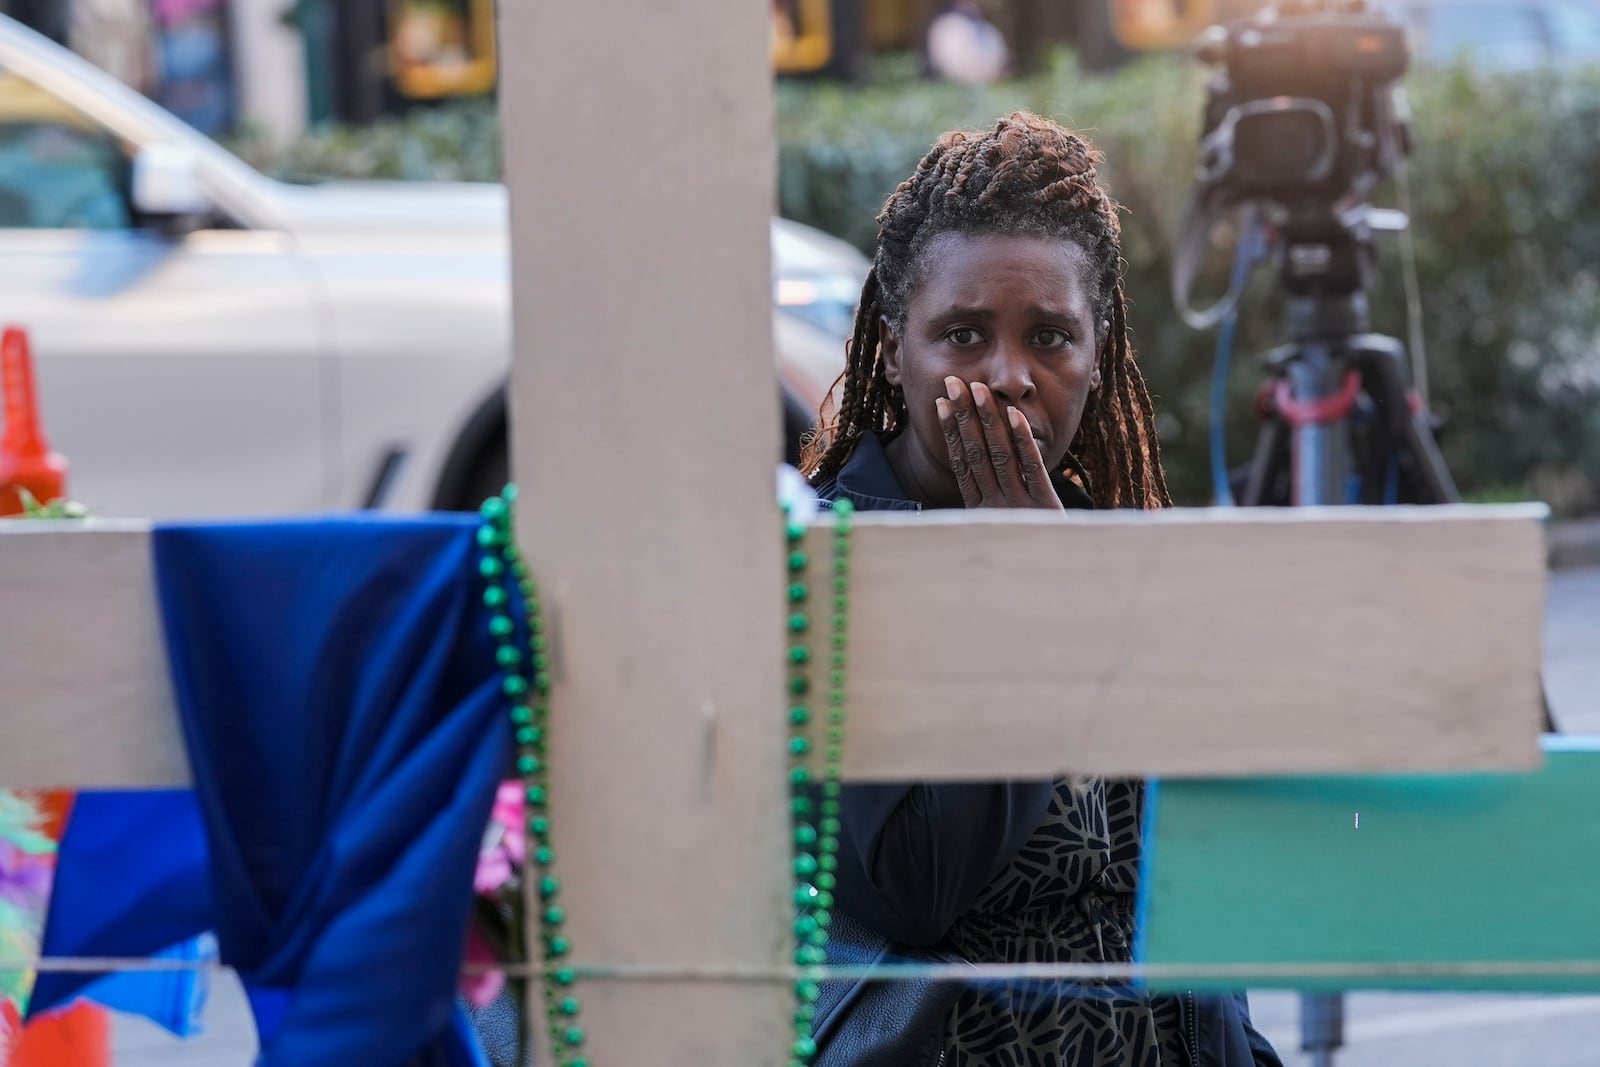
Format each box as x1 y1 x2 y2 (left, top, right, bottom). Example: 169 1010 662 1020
805 113 1281 1067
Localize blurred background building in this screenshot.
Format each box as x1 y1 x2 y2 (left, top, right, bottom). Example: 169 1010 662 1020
4 0 1596 147
0 0 1271 144
0 0 501 142
770 0 1268 78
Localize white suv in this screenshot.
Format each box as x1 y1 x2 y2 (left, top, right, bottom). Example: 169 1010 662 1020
0 15 867 519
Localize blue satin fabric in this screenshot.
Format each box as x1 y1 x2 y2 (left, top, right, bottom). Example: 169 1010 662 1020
32 516 510 1067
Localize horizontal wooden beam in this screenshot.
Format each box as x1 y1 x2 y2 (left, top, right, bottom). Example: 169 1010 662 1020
1137 735 1600 992
803 503 1549 780
0 522 189 788
0 504 1547 790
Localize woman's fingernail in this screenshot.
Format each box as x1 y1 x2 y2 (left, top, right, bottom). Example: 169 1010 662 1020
1008 406 1024 431
970 382 988 407
945 376 961 401
936 397 951 419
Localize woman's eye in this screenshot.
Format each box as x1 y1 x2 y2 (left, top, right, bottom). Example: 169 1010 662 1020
1035 329 1071 348
945 327 981 346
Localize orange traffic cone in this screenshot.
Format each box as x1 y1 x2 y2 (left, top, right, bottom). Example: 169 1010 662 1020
0 327 68 516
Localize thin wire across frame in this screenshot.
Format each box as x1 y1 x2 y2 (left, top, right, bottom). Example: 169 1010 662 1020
9 957 1600 984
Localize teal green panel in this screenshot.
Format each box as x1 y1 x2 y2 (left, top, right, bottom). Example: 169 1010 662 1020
1136 737 1600 993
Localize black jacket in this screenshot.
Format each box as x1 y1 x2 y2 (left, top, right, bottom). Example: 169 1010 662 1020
811 433 1281 1067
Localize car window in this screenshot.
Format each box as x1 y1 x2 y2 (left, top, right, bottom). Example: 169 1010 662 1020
0 65 132 229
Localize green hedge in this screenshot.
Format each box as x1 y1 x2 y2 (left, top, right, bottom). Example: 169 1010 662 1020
230 98 502 184
232 57 1600 513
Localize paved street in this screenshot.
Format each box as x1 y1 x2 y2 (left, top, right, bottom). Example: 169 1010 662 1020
111 569 1600 1065
1544 567 1600 736
1248 989 1600 1067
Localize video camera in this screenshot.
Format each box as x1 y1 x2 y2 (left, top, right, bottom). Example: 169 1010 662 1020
1173 0 1416 323
1192 0 1411 209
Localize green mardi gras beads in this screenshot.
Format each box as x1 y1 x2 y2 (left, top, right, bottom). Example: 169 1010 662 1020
477 487 856 1065
783 497 853 1066
478 488 586 1067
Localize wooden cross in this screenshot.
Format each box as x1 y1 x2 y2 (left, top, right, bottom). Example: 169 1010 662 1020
489 2 1552 1062
0 2 1568 1064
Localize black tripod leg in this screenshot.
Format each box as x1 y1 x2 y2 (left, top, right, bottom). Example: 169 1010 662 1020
1355 344 1461 505
1242 416 1289 507
1395 410 1461 504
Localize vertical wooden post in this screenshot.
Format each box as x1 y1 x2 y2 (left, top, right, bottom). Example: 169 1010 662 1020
498 3 790 1063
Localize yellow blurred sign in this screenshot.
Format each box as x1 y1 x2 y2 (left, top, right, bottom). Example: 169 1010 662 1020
389 0 497 99
1112 0 1222 49
773 0 835 74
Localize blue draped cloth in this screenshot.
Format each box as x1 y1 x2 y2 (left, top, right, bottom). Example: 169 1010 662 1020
32 516 510 1067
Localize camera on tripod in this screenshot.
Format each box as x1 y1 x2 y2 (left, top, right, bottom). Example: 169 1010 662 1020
1173 0 1463 514
1173 0 1417 324
1193 0 1411 210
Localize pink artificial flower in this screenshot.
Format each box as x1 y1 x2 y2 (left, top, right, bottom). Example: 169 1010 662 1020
458 924 505 1008
491 781 525 867
472 780 527 894
473 845 513 895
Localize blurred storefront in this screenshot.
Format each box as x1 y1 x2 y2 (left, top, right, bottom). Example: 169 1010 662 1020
284 0 497 128
1 0 1269 143
0 0 499 142
769 0 1267 77
2 0 239 134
